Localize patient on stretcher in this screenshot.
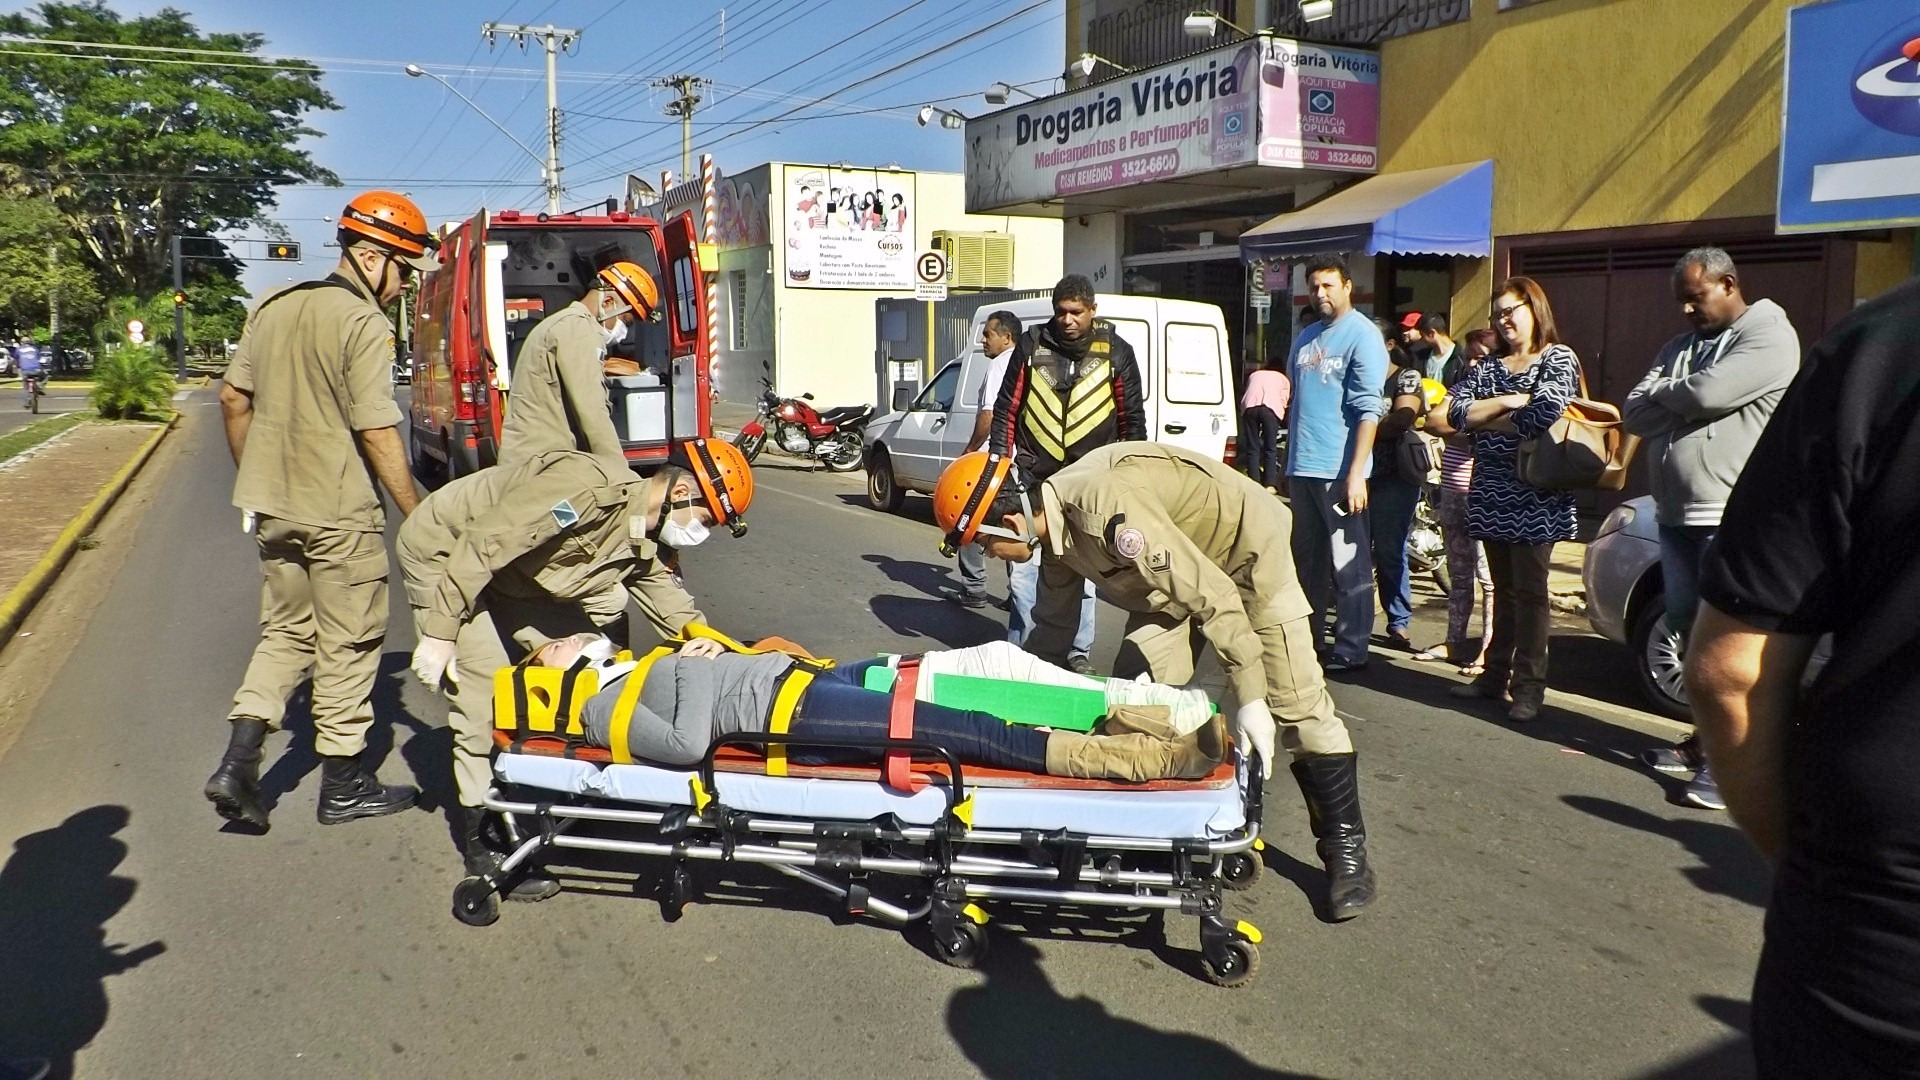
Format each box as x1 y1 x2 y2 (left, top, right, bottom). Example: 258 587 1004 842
528 637 1226 781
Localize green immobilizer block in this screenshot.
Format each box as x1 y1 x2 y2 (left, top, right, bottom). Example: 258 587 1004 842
859 663 1115 732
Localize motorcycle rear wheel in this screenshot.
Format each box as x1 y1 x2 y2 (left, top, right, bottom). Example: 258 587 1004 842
819 431 864 472
733 429 766 464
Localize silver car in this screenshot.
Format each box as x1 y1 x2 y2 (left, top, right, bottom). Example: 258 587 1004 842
1583 498 1688 717
1584 495 1827 719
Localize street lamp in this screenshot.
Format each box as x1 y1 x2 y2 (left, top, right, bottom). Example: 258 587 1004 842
916 105 967 130
405 63 558 213
1068 52 1132 80
984 81 1042 105
1182 11 1254 39
1300 0 1336 22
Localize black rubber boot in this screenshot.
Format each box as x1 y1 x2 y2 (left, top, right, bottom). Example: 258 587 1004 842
458 806 560 903
315 753 417 825
204 719 270 830
1291 753 1378 921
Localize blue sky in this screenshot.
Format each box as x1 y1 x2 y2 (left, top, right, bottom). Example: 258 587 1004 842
16 0 1066 294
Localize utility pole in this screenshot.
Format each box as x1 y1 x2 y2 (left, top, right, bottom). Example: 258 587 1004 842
654 75 711 180
483 21 582 215
171 235 185 378
46 242 60 376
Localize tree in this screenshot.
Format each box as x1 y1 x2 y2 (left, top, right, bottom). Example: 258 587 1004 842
0 2 339 301
0 192 102 337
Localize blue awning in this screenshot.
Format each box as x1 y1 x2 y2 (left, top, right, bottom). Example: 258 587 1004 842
1239 161 1494 260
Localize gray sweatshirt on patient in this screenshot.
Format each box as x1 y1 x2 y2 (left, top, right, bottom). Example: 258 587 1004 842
580 652 798 765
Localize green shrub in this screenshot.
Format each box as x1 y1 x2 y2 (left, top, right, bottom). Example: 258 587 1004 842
91 344 176 420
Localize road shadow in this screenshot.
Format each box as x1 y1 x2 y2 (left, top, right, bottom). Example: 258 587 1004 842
230 653 446 835
247 680 318 831
863 553 1007 649
1345 650 1679 780
1633 995 1754 1079
1561 795 1771 908
869 595 1006 649
372 651 454 815
944 932 1327 1079
1546 632 1672 717
0 806 165 1080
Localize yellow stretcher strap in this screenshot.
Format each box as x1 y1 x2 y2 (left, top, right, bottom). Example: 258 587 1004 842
608 645 675 765
763 666 814 777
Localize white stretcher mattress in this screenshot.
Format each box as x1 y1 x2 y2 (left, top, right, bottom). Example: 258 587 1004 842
495 753 1247 839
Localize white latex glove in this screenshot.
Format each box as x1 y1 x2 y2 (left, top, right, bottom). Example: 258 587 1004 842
1234 699 1277 780
411 636 458 688
678 637 726 659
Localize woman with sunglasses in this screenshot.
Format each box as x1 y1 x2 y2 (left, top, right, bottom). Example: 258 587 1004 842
1426 277 1581 723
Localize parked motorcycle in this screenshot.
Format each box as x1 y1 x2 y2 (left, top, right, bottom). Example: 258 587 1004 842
733 377 872 472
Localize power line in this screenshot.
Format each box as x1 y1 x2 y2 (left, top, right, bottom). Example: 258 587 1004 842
573 0 1045 186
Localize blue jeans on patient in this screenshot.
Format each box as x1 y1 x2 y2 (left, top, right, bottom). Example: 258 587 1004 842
787 660 1050 772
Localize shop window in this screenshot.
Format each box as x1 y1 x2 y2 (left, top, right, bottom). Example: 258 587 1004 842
729 270 750 350
1165 322 1225 405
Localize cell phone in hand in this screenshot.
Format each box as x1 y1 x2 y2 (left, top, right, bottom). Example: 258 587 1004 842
1331 502 1350 517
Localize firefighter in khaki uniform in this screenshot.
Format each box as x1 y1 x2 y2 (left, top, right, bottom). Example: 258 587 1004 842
935 443 1379 921
497 260 661 469
397 439 751 900
204 191 436 832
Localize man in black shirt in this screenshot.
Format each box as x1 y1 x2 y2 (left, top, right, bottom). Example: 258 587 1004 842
1688 275 1920 1078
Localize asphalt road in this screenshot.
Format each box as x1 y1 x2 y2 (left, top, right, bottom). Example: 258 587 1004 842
0 389 1767 1079
0 384 93 437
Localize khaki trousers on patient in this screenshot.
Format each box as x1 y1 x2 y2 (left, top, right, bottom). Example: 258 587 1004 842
228 516 391 757
1113 612 1353 759
440 591 601 808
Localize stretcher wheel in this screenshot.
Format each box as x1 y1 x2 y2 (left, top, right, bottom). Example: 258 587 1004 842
932 919 988 968
451 877 500 927
1219 851 1260 891
659 863 695 921
1200 938 1259 988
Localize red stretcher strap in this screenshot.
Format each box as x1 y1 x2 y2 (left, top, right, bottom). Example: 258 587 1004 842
885 659 924 792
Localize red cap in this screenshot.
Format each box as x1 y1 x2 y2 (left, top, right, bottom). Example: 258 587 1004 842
1398 311 1423 329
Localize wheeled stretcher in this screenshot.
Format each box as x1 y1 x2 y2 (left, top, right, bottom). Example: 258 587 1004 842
462 654 1269 986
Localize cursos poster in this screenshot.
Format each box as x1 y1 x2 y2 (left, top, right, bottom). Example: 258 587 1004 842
1257 37 1380 173
781 164 915 289
964 39 1260 211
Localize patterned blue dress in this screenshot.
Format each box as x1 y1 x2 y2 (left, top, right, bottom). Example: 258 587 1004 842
1445 344 1582 544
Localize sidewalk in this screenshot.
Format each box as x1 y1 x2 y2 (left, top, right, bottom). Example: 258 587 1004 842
0 419 169 638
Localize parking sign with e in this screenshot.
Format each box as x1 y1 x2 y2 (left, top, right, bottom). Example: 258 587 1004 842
916 250 948 285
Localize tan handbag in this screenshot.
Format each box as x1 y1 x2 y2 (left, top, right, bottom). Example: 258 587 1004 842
1516 365 1640 491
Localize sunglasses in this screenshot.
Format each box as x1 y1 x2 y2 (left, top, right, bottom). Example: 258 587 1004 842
1492 299 1530 322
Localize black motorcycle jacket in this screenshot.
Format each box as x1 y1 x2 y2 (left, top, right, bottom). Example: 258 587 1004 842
988 318 1146 481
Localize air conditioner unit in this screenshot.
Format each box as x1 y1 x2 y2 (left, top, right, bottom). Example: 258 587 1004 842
933 230 1015 290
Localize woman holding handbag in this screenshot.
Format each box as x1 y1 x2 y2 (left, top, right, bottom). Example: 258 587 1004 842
1429 278 1580 722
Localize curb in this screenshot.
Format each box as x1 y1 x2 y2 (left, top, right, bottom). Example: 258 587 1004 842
0 414 178 646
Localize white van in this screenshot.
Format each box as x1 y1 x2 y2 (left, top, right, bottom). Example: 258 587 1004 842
862 294 1235 511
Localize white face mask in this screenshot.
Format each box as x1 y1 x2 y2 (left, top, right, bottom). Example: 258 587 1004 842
603 319 628 348
658 509 710 549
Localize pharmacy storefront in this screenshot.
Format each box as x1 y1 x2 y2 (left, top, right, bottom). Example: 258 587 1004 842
965 33 1388 369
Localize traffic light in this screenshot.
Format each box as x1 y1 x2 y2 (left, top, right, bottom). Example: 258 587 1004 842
172 290 187 307
266 242 301 261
